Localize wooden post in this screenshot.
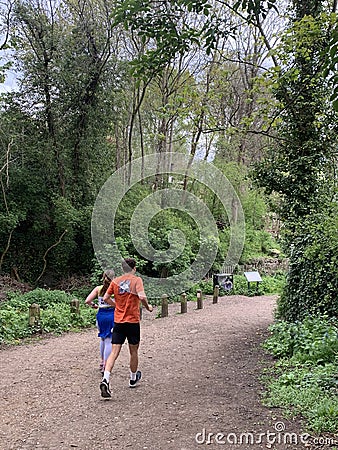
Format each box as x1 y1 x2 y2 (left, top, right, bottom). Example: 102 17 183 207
140 303 143 320
180 292 187 314
29 303 40 327
161 294 168 318
70 298 80 315
196 289 203 309
213 285 219 304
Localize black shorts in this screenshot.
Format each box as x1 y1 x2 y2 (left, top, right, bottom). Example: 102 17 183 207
112 322 140 345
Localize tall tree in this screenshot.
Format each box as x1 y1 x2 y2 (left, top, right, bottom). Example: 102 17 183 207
0 0 126 281
254 0 338 319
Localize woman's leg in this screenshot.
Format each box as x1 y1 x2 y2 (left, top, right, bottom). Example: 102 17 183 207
103 337 112 365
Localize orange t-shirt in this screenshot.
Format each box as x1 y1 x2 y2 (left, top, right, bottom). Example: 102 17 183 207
107 273 144 323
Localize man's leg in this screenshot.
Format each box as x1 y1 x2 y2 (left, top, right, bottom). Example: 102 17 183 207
128 342 142 387
104 344 122 378
100 344 122 398
129 343 139 373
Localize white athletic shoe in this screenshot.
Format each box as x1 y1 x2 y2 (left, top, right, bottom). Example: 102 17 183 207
129 370 142 388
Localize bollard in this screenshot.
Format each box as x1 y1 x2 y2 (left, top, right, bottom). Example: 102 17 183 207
161 294 168 318
29 303 40 327
70 298 80 316
196 289 203 309
213 285 219 304
180 292 187 314
140 303 143 320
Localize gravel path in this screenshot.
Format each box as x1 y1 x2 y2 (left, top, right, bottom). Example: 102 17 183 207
0 295 334 449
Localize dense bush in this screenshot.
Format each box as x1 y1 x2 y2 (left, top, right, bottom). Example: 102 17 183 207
216 273 285 297
0 289 96 344
264 316 338 363
183 273 285 301
262 316 338 433
5 288 71 310
277 211 338 321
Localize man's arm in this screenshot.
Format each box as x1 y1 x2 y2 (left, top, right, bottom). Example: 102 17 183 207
138 292 153 312
103 292 116 307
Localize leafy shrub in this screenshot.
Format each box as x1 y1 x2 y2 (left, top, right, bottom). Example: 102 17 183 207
262 316 338 433
264 316 338 363
277 212 338 321
0 307 32 343
11 288 71 309
263 363 338 433
0 288 97 344
41 303 73 334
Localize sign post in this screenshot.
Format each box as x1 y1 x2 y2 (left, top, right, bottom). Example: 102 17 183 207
244 271 262 295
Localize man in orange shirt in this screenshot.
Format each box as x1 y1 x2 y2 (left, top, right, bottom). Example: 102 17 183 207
99 258 153 398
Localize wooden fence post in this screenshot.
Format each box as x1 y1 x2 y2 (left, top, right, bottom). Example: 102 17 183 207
196 289 203 309
29 303 40 327
180 292 187 314
70 298 80 316
161 294 168 318
140 303 143 320
213 285 219 304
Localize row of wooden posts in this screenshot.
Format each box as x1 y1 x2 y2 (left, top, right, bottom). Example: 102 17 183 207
28 286 221 325
145 285 220 318
28 298 81 327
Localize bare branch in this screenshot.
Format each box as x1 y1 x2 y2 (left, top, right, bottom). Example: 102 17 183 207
0 0 14 51
0 228 13 272
35 229 68 284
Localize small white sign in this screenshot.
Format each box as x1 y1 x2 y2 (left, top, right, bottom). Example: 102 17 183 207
244 271 262 282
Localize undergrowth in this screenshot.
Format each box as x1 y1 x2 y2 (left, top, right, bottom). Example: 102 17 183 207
262 316 338 433
0 288 96 344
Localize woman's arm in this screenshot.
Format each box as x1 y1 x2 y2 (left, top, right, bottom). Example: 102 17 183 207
85 286 99 308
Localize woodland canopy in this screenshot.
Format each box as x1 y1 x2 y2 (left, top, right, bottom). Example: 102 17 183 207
0 0 337 320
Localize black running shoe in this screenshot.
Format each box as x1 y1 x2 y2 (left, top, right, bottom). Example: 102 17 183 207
100 378 111 398
129 370 142 388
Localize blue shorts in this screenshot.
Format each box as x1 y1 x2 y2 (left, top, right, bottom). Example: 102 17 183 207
96 308 115 339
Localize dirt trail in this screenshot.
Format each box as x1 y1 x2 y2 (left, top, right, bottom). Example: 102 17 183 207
0 295 334 450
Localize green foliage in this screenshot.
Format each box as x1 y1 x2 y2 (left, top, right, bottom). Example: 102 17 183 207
41 302 95 334
186 278 214 300
6 289 71 310
263 316 338 363
241 229 278 262
322 14 338 110
253 5 338 322
183 273 285 301
0 0 122 282
109 169 280 293
112 0 278 77
0 307 32 342
0 289 96 344
263 363 338 433
260 273 286 295
262 316 338 433
277 211 338 321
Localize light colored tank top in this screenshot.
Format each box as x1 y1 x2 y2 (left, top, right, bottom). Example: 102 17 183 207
98 286 114 309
